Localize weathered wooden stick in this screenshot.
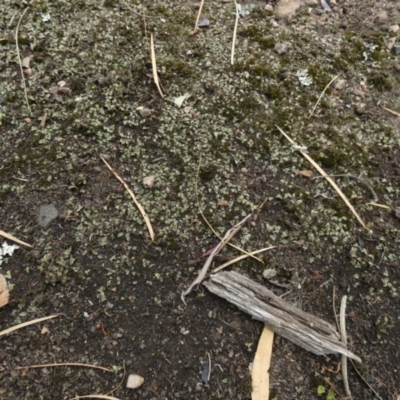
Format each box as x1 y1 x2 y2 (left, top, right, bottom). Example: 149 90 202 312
203 271 361 363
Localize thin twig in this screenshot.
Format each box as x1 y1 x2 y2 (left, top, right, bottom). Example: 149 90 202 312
100 156 155 241
15 2 33 116
106 361 126 396
0 229 33 248
312 174 378 202
308 73 341 119
1 315 60 337
231 0 239 65
193 0 205 34
212 246 276 273
15 362 112 372
70 395 121 400
333 288 382 400
195 156 263 264
382 106 400 118
366 202 390 209
150 33 163 97
276 125 367 230
340 296 351 398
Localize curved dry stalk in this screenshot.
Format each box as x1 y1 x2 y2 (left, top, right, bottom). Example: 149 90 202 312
340 296 351 398
231 0 239 65
308 73 341 119
150 33 163 97
100 155 154 241
15 362 112 373
1 314 59 337
193 0 205 33
212 246 276 273
15 2 33 115
182 213 253 303
276 125 367 230
70 395 121 400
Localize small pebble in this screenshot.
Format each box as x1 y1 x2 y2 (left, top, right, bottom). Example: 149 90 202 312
263 269 277 280
197 18 209 28
38 204 59 227
126 374 144 389
388 25 399 33
265 4 273 12
143 176 155 187
392 44 400 56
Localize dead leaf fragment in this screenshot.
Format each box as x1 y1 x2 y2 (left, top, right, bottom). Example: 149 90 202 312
252 327 274 400
126 374 144 389
143 176 155 187
0 274 10 308
299 170 313 178
41 326 50 334
218 199 228 206
21 57 30 69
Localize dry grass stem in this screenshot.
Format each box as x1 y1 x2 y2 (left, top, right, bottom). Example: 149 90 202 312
0 314 60 337
276 125 367 230
182 213 253 303
193 0 205 33
231 0 239 65
70 395 121 400
15 2 32 115
366 202 390 209
15 362 112 372
0 229 33 248
308 73 341 119
340 296 351 398
212 246 276 273
150 33 163 97
382 106 400 118
106 362 126 396
195 156 263 264
100 156 155 241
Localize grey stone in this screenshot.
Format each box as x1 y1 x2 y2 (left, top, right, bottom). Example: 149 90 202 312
38 204 59 227
392 44 400 56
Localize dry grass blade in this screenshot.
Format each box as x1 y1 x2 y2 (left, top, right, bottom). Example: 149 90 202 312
195 156 263 264
150 33 163 97
182 213 253 303
308 73 341 119
70 396 121 400
252 327 274 400
15 363 112 372
382 106 400 118
106 362 126 396
100 156 155 241
276 125 367 230
0 229 33 248
340 296 351 398
193 0 205 33
231 0 239 65
212 246 276 273
0 314 60 337
15 2 32 115
367 202 390 209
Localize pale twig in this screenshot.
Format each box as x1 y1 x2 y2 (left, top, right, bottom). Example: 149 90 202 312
0 229 33 248
70 395 121 400
312 173 378 202
15 362 112 373
382 106 400 118
231 0 239 65
308 73 341 119
340 296 351 398
1 315 60 337
333 288 381 399
366 202 390 210
212 246 276 273
276 125 367 230
193 0 205 34
182 213 253 303
15 2 33 116
106 361 126 396
150 33 163 97
100 156 155 241
195 156 263 264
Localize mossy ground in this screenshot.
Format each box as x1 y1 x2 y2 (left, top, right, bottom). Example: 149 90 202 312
1 0 400 398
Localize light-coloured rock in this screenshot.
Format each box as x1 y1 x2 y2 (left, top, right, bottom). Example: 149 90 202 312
263 269 277 279
143 176 155 187
274 42 291 55
126 374 144 389
334 79 346 91
265 4 273 12
389 25 400 33
275 0 316 18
